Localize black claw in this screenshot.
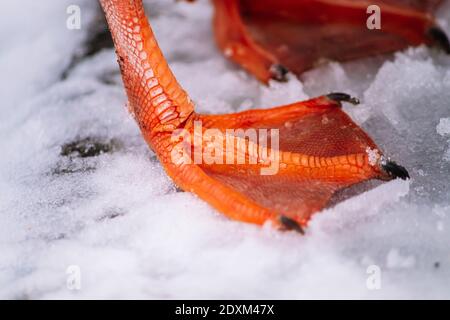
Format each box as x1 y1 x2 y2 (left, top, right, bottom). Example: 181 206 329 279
327 92 360 105
381 159 410 180
269 64 289 82
279 216 305 235
428 26 450 54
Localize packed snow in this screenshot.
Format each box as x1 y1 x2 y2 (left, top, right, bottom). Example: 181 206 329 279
1 0 450 299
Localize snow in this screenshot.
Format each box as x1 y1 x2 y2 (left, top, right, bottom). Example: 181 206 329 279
386 248 416 269
1 0 450 299
438 118 450 161
437 118 450 136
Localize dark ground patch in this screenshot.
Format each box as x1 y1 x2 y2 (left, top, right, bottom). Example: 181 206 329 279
52 137 122 175
60 137 120 158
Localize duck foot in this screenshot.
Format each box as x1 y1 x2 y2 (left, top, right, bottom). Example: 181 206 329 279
211 0 447 83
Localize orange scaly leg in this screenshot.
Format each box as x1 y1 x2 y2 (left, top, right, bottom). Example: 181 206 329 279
100 0 409 232
212 0 449 83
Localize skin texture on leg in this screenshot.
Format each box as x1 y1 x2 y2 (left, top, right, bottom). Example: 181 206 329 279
212 0 448 83
100 0 409 232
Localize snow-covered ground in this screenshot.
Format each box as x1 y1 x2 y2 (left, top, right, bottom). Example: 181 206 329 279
1 0 450 299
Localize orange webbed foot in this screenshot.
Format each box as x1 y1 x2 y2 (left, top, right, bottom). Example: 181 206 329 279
170 93 409 232
212 0 449 83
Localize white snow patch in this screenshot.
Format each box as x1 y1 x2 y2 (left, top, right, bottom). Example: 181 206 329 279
437 118 450 136
386 249 416 269
366 147 381 166
437 118 450 161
